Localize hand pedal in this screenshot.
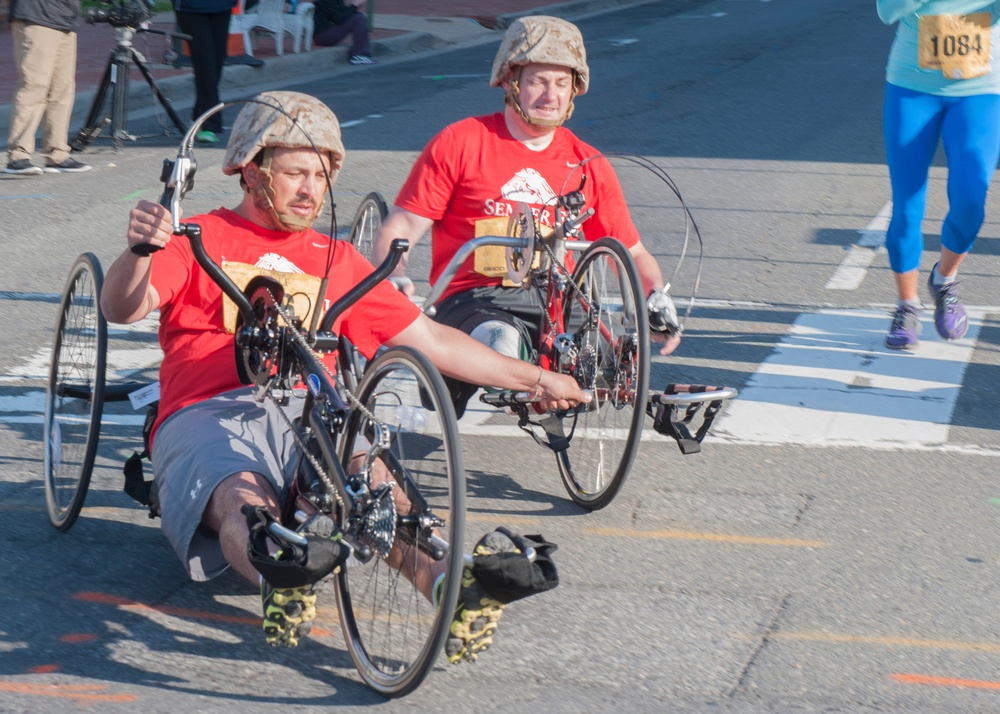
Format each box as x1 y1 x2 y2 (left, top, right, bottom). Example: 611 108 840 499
647 384 738 455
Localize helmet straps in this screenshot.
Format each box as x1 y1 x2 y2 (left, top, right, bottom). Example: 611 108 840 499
507 67 577 129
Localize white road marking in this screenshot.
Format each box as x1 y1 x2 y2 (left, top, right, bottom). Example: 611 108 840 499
714 307 985 448
824 201 890 290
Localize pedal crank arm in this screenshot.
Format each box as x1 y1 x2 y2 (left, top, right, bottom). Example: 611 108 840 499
647 384 738 455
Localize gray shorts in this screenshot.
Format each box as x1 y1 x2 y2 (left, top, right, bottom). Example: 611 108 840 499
151 387 303 582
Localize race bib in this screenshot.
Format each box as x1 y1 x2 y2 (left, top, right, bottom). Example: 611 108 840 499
918 13 992 80
220 261 323 333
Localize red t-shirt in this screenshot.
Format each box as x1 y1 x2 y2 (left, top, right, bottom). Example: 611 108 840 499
394 113 640 302
149 207 420 434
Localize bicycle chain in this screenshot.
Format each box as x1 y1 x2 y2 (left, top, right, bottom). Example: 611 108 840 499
254 288 382 512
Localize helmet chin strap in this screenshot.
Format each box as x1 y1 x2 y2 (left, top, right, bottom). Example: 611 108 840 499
507 69 577 129
253 149 324 232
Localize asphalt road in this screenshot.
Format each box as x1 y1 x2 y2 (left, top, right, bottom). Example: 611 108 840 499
3 0 1000 711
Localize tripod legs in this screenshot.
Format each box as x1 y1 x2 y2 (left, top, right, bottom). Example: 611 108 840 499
73 46 187 152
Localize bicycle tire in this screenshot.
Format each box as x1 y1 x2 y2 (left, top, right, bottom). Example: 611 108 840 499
335 346 465 697
555 237 650 510
43 253 108 531
348 191 388 261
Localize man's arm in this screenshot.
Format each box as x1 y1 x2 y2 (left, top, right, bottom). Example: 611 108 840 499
628 240 681 356
101 200 170 324
386 314 591 412
371 207 434 295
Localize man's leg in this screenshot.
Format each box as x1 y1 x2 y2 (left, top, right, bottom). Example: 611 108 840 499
7 21 58 164
40 29 76 165
201 470 280 585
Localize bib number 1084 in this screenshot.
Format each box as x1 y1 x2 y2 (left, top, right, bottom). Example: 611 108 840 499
918 13 992 80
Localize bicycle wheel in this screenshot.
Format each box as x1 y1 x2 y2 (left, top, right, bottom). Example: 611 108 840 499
556 237 650 510
336 346 465 697
43 253 108 531
348 191 388 261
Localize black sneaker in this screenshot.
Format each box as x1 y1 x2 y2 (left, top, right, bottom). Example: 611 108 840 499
4 159 43 175
349 54 377 65
43 158 91 173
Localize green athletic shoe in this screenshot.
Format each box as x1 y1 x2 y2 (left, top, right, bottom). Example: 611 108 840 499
445 529 520 664
261 578 318 647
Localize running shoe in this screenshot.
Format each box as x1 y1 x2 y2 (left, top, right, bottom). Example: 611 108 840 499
885 304 921 350
445 529 519 664
349 54 377 65
926 266 969 340
261 580 318 647
4 159 43 175
43 158 91 173
194 130 220 144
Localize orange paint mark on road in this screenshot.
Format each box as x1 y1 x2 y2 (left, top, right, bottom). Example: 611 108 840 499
585 526 826 548
27 665 58 674
772 630 1000 654
72 591 332 637
893 673 1000 691
59 633 98 643
0 682 136 703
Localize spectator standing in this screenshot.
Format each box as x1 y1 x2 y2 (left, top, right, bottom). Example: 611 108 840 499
313 0 375 65
4 0 90 175
174 0 237 144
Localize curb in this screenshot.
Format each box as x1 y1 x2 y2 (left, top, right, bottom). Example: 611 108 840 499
0 0 658 144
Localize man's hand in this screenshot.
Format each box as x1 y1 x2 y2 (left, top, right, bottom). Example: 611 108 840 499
388 275 416 297
647 286 682 356
535 368 591 412
128 199 176 255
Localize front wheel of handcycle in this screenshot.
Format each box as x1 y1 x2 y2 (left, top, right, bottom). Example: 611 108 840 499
348 191 388 261
556 237 650 510
43 253 108 531
336 346 466 697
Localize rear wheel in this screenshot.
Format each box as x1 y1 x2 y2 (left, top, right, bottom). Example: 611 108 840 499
555 237 650 510
44 253 107 531
336 346 465 697
349 192 388 261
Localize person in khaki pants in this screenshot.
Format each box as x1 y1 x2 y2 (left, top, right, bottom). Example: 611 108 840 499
4 0 90 175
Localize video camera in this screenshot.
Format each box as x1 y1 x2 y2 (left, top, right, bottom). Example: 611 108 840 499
84 0 152 28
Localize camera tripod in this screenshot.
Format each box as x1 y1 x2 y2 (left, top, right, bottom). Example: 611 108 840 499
73 26 188 152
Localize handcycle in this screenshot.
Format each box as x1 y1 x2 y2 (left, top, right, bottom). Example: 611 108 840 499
42 104 476 697
416 154 739 511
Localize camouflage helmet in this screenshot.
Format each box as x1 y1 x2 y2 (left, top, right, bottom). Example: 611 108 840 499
490 16 589 96
222 91 346 180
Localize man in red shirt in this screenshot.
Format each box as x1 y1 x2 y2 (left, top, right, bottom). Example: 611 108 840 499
372 16 681 418
100 91 587 659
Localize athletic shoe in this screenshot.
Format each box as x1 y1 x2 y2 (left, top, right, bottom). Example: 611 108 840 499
445 529 519 664
926 267 969 340
245 506 348 647
3 159 43 175
261 580 318 647
885 304 921 350
43 158 91 173
349 54 377 65
194 130 220 144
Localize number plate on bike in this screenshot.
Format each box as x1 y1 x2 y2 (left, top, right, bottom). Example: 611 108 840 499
220 261 322 333
472 217 544 286
918 13 991 80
